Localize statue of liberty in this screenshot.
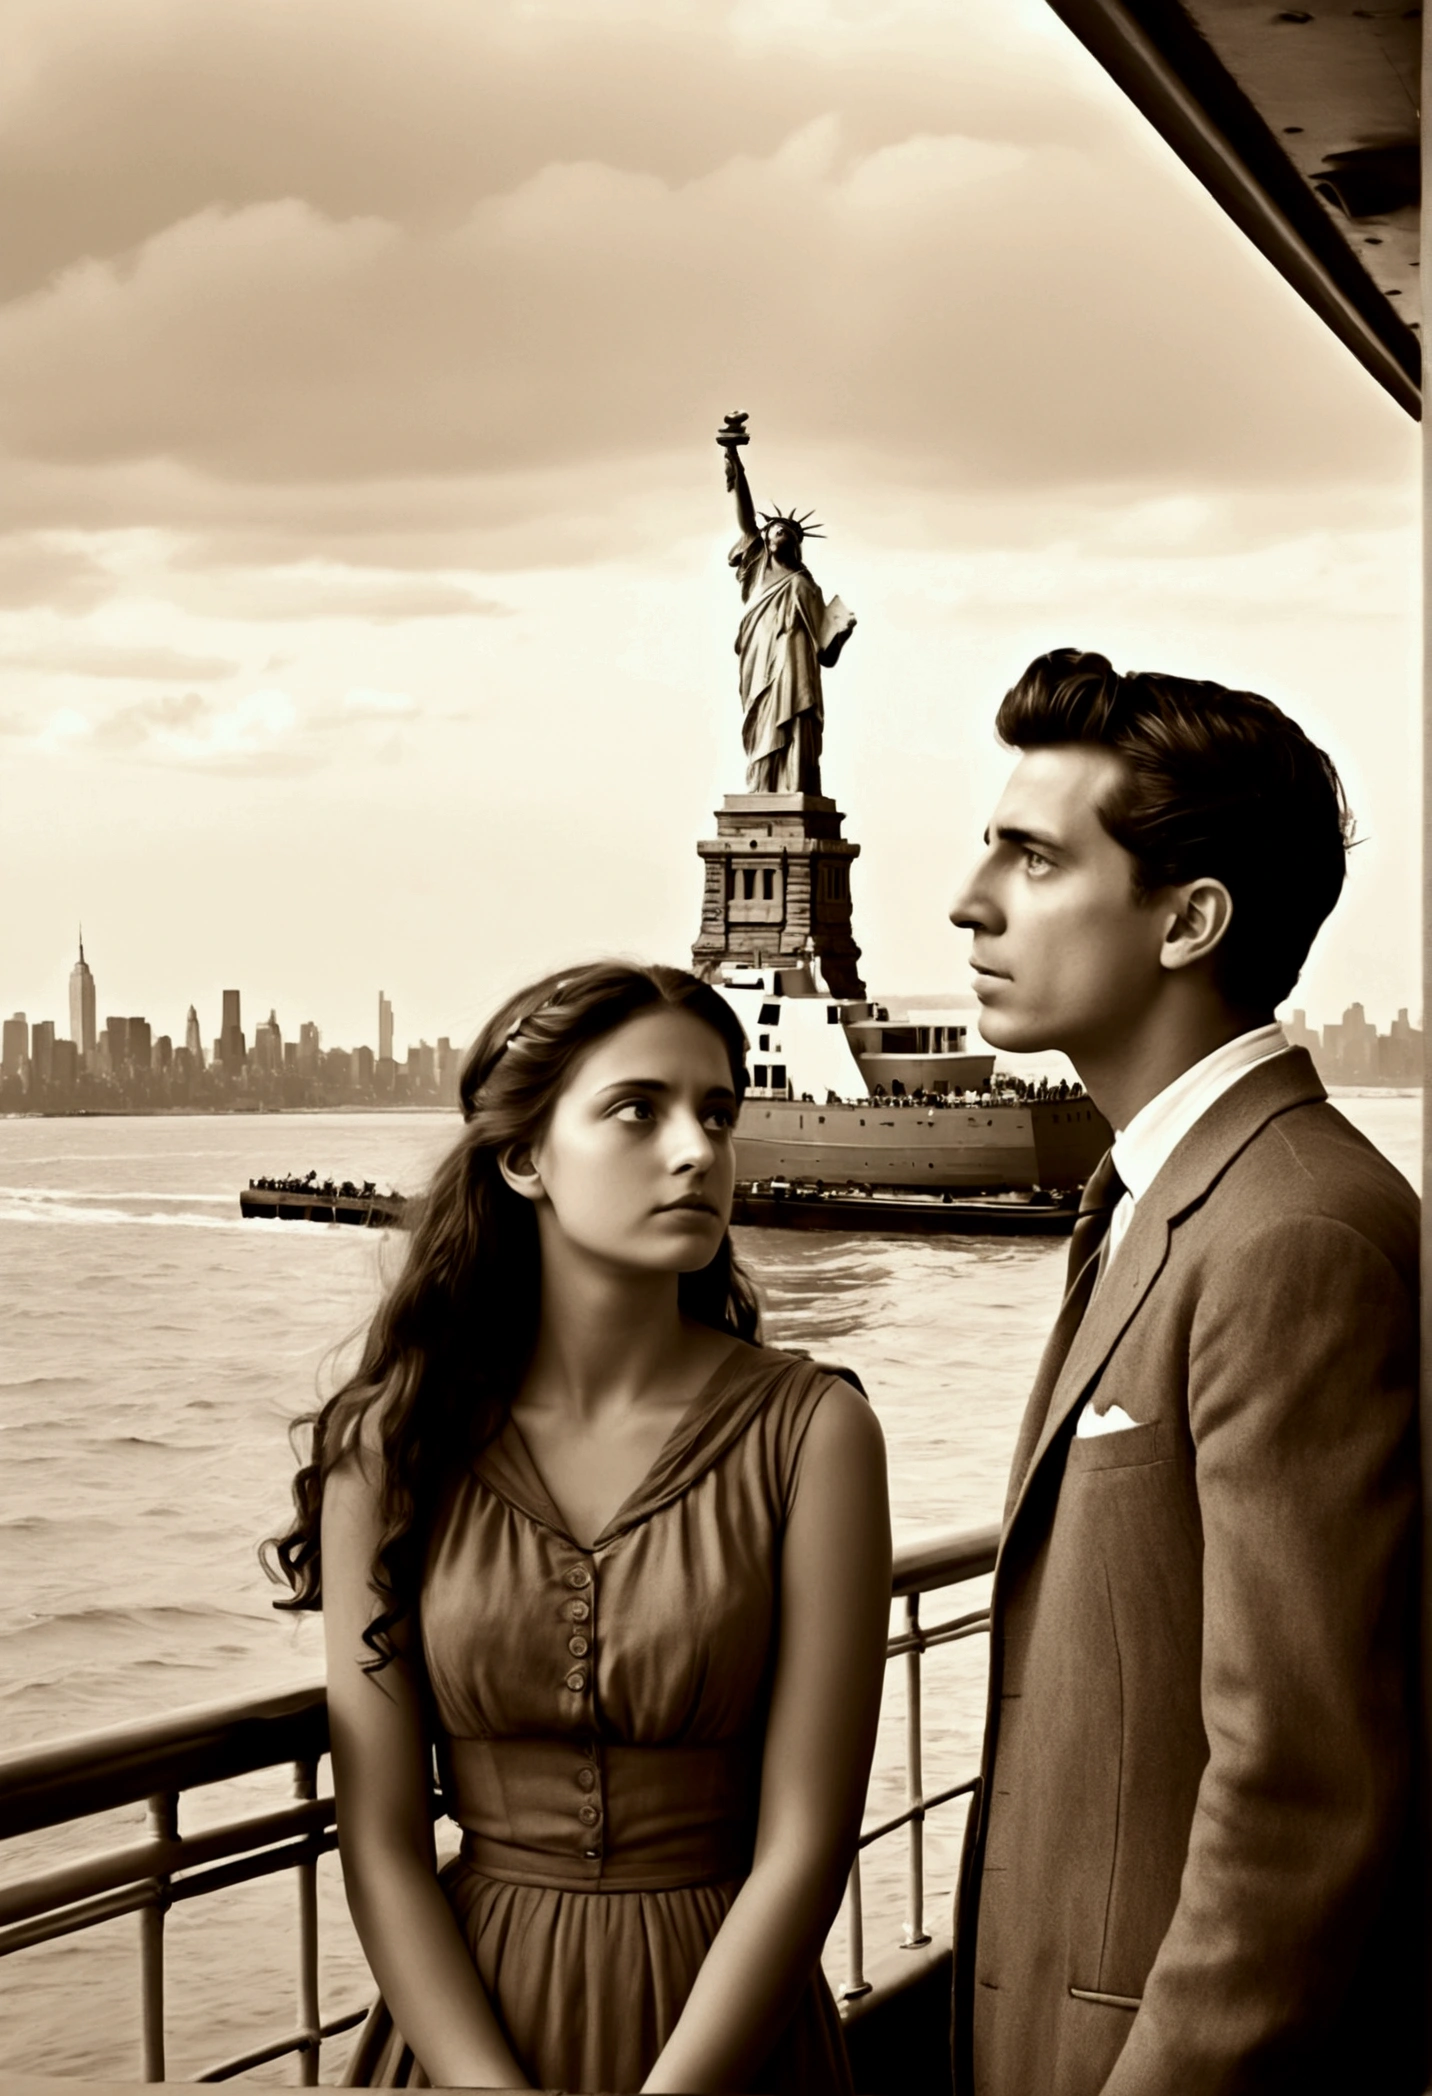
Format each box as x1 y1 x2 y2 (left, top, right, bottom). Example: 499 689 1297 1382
717 414 857 797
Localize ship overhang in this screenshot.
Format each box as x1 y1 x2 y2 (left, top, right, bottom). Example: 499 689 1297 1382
1043 0 1420 417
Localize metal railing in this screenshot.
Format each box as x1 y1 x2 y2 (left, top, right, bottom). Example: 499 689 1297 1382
0 1683 362 2081
837 1523 997 2000
0 1521 998 2082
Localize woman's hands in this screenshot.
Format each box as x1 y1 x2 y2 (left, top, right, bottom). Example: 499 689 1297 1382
641 1378 892 2092
322 1450 534 2091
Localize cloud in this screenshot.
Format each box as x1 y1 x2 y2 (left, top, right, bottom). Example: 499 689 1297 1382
18 678 435 771
34 707 93 751
343 687 416 716
0 638 237 681
195 567 512 621
0 534 116 609
0 0 1092 298
84 686 308 771
0 30 1408 548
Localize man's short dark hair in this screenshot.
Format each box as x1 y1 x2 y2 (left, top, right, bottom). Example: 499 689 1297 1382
996 649 1353 1012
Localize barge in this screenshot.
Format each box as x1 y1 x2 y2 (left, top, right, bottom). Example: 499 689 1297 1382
241 1176 408 1228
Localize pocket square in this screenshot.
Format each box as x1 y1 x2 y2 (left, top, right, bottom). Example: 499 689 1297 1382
1075 1401 1141 1439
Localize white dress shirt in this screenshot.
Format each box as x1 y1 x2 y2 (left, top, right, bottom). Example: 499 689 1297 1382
1074 1022 1290 1438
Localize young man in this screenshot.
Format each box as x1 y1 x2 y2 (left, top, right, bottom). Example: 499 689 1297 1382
948 650 1422 2096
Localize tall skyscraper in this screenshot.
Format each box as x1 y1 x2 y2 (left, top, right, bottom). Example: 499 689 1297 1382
437 1036 460 1106
69 932 96 1067
2 1013 29 1079
185 1006 204 1068
127 1018 152 1069
220 988 246 1071
31 1020 55 1084
253 1010 282 1073
378 992 394 1063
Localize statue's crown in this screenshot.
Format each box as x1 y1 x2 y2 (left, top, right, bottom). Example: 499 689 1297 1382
758 506 824 540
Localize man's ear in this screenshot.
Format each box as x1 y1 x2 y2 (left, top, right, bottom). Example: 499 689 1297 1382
498 1145 544 1203
1159 878 1234 974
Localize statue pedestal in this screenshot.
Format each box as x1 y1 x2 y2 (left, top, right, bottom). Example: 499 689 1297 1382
691 793 865 998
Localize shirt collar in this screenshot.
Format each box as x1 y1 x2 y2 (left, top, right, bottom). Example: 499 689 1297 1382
1111 1023 1290 1206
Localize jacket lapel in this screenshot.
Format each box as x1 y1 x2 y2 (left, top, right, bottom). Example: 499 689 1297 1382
1002 1155 1121 1514
1003 1048 1327 1537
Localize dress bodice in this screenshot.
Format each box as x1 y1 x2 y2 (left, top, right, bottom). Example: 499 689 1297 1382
419 1344 840 1891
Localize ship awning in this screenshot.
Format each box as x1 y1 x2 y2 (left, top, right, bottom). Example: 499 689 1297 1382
1043 0 1421 418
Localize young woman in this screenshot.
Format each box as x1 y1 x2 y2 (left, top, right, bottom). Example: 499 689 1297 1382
270 960 891 2093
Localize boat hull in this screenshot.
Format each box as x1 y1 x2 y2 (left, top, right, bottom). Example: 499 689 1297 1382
240 1188 408 1228
734 1094 1108 1192
733 1190 1075 1234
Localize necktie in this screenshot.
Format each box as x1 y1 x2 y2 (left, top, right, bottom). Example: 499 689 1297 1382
1004 1152 1126 1515
1063 1150 1126 1295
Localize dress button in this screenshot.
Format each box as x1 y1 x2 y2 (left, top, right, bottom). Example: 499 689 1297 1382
576 1767 597 1792
565 1669 588 1694
584 1848 600 1859
578 1803 601 1827
565 1566 591 1589
568 1635 589 1657
568 1599 591 1622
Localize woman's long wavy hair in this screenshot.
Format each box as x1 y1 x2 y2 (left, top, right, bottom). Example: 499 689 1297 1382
264 960 759 1669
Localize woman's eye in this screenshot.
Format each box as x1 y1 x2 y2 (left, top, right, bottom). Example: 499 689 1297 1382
703 1107 736 1132
611 1099 655 1122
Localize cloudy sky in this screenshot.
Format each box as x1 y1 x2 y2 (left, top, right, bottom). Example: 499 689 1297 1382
1 0 1418 1059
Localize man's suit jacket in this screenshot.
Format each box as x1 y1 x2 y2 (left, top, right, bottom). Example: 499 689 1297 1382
952 1050 1424 2096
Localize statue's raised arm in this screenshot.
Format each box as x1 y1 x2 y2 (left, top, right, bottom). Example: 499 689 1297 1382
718 412 759 541
714 413 856 798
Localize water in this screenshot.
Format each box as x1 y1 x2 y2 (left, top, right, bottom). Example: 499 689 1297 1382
0 1096 1417 2079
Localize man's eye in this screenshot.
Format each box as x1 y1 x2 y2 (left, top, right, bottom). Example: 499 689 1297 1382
1024 849 1052 875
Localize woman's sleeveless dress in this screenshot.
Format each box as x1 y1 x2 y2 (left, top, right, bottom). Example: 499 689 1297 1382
346 1343 856 2094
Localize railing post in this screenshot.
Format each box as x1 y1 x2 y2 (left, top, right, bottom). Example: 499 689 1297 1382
294 1759 321 2086
140 1791 177 2082
902 1593 931 1948
838 1850 871 2000
1421 29 1432 2056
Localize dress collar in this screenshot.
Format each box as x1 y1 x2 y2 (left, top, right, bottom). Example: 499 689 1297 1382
472 1344 820 1549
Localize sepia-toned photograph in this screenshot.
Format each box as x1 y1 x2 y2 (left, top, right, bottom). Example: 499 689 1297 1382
0 2 1425 2092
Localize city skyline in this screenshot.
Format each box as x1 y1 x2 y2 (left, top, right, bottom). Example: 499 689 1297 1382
2 934 461 1110
0 926 1423 1108
5 936 440 1074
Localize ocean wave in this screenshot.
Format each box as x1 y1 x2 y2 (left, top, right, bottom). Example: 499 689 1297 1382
0 1185 380 1234
0 1512 94 1534
0 1186 232 1204
0 1598 276 1653
0 1199 252 1230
